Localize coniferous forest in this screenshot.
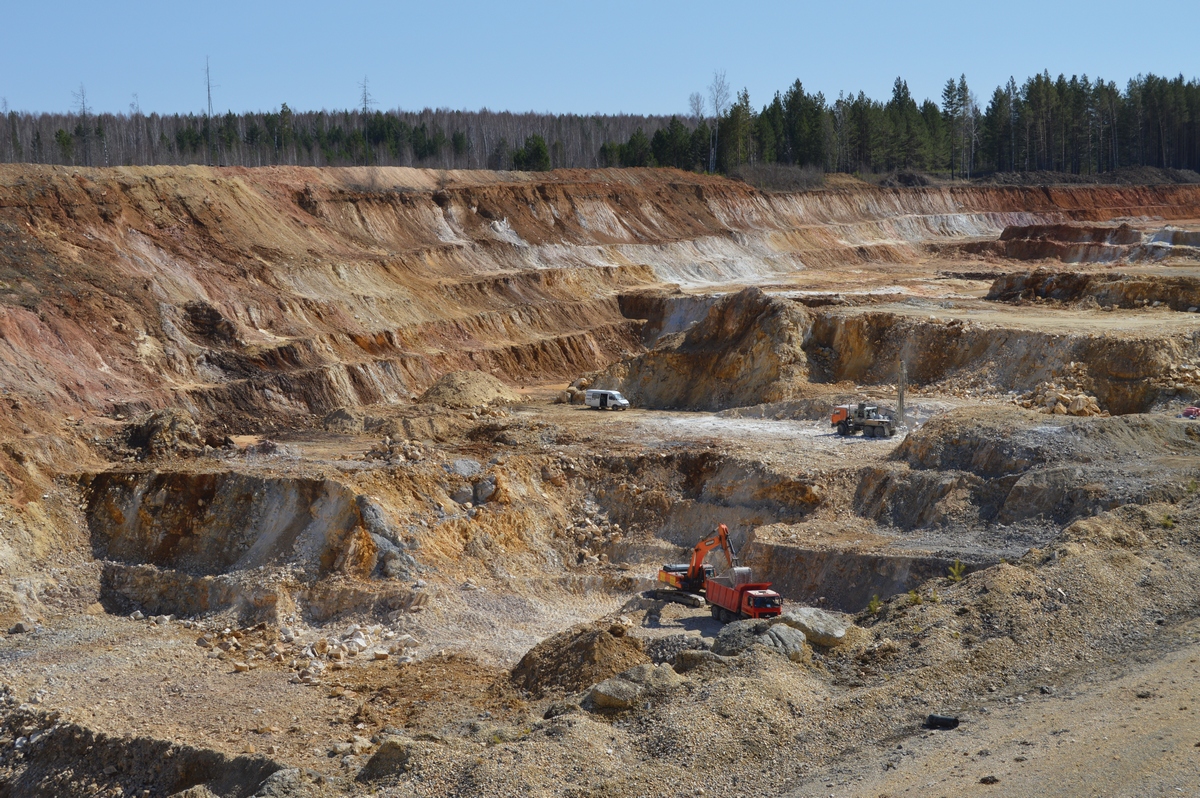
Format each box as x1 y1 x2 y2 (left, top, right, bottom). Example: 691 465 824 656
1 70 1197 179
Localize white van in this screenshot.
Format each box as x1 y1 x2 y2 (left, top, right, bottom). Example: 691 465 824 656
584 389 630 411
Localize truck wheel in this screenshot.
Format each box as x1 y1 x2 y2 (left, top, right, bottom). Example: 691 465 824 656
864 425 875 438
884 424 894 438
837 421 849 436
710 606 721 620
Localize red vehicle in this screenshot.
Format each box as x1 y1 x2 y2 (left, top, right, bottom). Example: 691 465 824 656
705 574 782 623
655 524 782 621
655 524 734 606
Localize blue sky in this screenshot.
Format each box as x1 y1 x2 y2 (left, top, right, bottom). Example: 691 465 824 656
2 1 1197 116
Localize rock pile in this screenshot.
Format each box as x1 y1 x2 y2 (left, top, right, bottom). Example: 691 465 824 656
553 497 623 564
510 619 649 697
587 662 686 710
554 377 592 405
126 408 204 458
1159 362 1200 397
365 437 427 464
183 619 421 683
1013 382 1107 416
418 371 521 409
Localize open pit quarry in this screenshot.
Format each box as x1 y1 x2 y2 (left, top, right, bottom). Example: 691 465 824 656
1 164 1200 796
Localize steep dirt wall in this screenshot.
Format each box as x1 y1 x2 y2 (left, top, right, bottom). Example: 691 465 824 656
740 535 977 611
3 165 1199 425
804 308 1200 413
600 288 1200 414
968 222 1200 262
83 470 375 578
989 269 1200 311
596 288 813 410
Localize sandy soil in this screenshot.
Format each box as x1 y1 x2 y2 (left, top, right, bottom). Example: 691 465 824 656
3 168 1200 796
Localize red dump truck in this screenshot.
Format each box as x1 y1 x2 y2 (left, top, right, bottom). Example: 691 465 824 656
655 524 783 621
705 569 783 623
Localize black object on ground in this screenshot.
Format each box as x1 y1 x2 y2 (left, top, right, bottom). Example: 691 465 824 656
925 713 960 730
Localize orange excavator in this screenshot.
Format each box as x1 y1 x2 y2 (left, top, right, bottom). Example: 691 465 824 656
654 524 739 605
652 524 783 620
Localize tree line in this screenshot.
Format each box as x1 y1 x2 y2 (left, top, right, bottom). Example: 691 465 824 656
1 70 1197 176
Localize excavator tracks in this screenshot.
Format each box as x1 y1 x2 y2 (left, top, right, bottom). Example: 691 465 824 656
644 589 706 608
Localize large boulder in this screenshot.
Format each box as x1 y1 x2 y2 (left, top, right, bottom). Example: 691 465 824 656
589 677 642 710
356 737 424 781
758 624 811 663
592 287 813 412
773 607 852 648
619 662 685 691
711 618 769 656
712 617 812 663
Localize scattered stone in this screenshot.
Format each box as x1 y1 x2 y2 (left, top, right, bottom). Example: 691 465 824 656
543 700 582 719
980 775 1000 785
372 650 389 661
672 649 733 673
645 634 710 664
233 661 251 672
130 611 145 621
450 485 474 505
169 785 220 798
473 476 497 504
7 621 31 634
451 458 482 478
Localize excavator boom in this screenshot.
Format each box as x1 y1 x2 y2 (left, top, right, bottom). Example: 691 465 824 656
688 524 737 581
655 524 740 600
